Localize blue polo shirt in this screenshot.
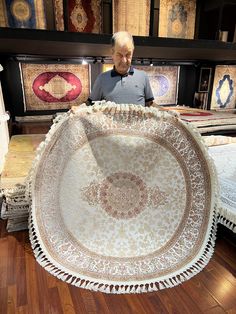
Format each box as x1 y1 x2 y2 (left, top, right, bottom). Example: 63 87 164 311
88 66 154 106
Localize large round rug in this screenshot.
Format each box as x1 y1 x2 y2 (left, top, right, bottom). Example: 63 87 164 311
30 102 217 293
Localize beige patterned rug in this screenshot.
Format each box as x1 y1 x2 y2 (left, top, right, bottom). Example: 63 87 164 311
30 102 218 293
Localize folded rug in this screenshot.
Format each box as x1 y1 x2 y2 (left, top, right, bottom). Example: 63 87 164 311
209 143 236 233
29 102 218 293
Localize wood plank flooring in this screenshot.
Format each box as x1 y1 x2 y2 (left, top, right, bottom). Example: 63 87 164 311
0 121 235 313
0 217 235 313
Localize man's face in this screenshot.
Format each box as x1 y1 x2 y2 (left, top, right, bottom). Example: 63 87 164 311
112 43 134 75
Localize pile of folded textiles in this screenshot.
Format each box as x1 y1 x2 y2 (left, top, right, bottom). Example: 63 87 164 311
204 135 236 232
165 106 236 134
0 134 45 232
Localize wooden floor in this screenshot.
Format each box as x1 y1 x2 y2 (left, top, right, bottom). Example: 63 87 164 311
1 121 236 313
0 220 235 314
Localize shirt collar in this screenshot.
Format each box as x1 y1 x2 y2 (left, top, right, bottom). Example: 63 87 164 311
111 66 134 77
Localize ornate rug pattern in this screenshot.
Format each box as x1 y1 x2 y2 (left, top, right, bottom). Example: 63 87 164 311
210 65 236 110
159 0 196 39
135 66 179 105
20 63 90 111
165 106 236 133
30 102 217 293
209 143 236 233
68 0 102 33
53 0 64 31
1 134 45 189
0 0 46 29
112 0 150 36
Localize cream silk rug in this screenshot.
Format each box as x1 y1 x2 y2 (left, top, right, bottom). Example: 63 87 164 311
30 102 218 293
208 142 236 233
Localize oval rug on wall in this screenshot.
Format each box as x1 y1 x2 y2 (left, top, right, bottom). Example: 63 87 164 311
29 102 218 293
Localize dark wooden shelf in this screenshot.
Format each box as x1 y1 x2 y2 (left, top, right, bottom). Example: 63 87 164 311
0 27 236 61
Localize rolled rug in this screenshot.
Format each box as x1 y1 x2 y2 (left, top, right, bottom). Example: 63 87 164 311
29 102 218 293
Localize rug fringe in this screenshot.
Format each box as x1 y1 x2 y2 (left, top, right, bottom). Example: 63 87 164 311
28 102 219 294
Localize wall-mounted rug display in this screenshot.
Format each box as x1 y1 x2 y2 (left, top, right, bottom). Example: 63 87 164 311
29 102 217 293
20 63 90 111
112 0 150 36
159 0 196 39
67 0 102 33
135 66 179 105
0 0 46 29
210 65 236 110
53 0 64 31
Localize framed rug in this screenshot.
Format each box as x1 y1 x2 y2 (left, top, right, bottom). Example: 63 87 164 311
210 65 236 110
159 0 196 39
112 0 150 36
29 102 217 293
20 63 90 111
135 66 179 105
0 0 46 29
68 0 102 33
53 0 64 31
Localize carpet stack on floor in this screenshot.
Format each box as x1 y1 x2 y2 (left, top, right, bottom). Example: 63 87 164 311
0 134 45 232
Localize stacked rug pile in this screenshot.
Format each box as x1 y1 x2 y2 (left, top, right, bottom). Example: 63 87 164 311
0 134 45 231
205 135 236 232
166 106 236 134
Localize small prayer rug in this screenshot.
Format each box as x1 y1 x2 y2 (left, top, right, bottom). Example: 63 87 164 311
30 102 217 293
112 0 150 36
159 0 196 39
53 0 64 31
210 65 236 110
68 0 102 33
0 0 46 29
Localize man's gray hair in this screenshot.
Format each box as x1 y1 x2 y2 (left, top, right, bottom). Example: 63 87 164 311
111 31 134 48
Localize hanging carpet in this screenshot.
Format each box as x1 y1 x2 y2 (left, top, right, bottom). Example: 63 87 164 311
30 102 218 293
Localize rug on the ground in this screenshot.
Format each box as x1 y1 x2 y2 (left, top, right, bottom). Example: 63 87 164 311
29 102 218 293
208 142 236 233
165 106 236 134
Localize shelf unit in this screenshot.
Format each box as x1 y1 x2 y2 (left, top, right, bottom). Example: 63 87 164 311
0 28 236 62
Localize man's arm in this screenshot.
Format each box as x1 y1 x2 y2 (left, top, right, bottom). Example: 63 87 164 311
145 100 153 107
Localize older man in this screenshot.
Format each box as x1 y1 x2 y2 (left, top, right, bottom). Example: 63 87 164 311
87 31 154 107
